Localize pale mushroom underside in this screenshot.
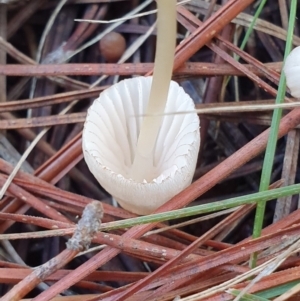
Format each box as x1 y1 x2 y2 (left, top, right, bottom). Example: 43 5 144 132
83 76 200 215
283 46 300 98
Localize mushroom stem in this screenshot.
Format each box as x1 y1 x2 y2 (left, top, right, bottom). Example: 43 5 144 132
130 0 176 182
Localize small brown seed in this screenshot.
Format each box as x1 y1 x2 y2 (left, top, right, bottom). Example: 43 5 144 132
99 32 126 62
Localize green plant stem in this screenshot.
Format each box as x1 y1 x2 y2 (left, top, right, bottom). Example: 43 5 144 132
98 183 300 231
226 0 268 87
228 289 270 301
251 0 298 268
239 0 267 52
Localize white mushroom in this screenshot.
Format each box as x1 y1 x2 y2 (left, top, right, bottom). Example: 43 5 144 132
82 76 200 215
82 0 200 215
283 46 300 98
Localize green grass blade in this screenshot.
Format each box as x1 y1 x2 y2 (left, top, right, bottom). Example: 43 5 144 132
256 280 300 299
99 183 300 231
228 289 270 301
251 0 298 267
225 0 268 87
240 0 268 52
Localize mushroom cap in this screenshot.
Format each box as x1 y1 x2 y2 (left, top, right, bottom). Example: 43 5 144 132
82 76 200 215
283 46 300 98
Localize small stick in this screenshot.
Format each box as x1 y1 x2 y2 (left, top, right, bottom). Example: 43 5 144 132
0 201 103 301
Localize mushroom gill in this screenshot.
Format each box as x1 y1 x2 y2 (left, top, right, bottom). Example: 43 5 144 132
82 76 200 215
